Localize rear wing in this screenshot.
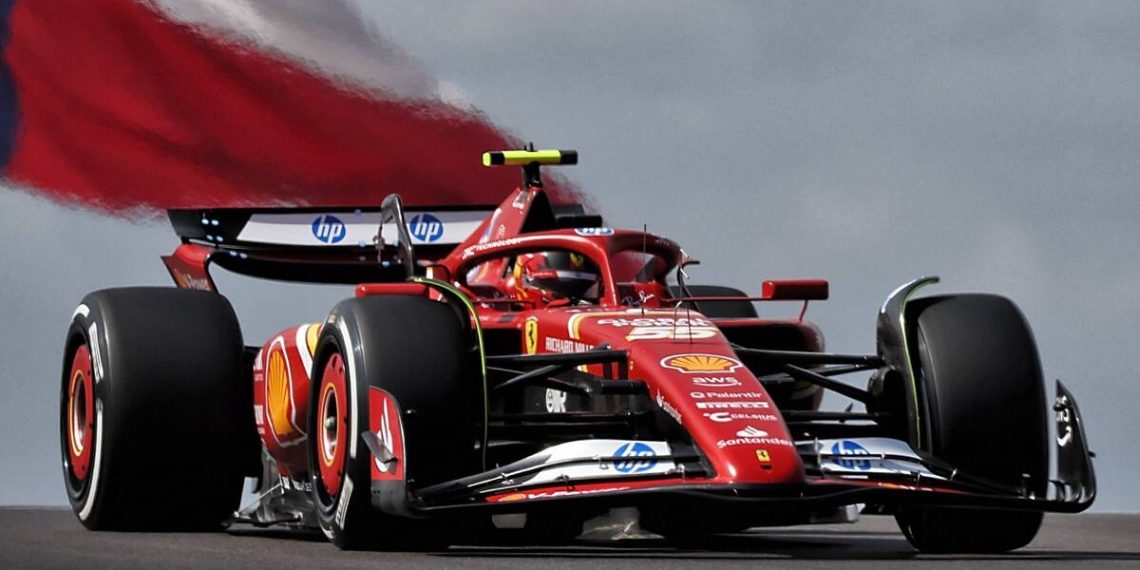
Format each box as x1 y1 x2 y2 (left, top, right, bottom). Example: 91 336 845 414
164 148 599 289
169 204 493 250
163 201 600 288
164 204 494 286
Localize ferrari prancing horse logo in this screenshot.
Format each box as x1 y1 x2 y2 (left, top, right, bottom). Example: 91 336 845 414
524 318 538 355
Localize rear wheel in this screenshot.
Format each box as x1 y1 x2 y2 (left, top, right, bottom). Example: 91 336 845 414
309 295 482 550
895 294 1047 553
61 288 250 530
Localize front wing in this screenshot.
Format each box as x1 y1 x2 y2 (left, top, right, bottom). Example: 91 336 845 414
390 381 1094 518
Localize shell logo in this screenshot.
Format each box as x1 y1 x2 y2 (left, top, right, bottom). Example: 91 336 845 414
661 353 743 373
266 349 295 438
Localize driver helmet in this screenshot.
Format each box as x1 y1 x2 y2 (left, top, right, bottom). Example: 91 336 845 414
512 251 599 303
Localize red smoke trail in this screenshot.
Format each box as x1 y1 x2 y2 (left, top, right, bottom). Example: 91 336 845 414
0 0 577 215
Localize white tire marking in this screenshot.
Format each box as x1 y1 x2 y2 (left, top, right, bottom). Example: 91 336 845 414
78 399 104 521
336 319 359 459
334 475 353 529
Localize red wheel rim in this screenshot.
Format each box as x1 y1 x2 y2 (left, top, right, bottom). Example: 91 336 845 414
317 353 348 497
66 345 94 481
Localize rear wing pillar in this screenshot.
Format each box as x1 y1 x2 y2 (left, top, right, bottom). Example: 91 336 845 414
379 193 415 279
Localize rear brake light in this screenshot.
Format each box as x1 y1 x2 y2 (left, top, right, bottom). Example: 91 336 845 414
761 279 829 301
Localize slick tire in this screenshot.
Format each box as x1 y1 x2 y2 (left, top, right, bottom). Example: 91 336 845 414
309 295 482 550
895 294 1047 553
61 288 250 530
669 285 757 318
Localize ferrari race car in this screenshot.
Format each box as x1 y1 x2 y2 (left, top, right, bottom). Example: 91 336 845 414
60 149 1095 553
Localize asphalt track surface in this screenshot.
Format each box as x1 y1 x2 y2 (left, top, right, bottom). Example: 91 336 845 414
1 508 1137 569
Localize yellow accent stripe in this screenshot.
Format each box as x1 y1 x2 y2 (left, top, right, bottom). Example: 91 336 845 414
319 382 338 467
305 324 320 356
68 370 84 456
482 149 577 167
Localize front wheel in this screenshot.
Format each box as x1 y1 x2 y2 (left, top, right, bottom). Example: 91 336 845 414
895 294 1047 553
308 295 482 550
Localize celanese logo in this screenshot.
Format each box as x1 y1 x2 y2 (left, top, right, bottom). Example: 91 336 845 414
409 213 445 243
311 214 347 244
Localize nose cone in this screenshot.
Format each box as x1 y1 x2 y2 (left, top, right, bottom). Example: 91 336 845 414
566 310 805 484
641 347 804 484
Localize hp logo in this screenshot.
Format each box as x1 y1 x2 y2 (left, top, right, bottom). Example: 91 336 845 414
613 442 657 474
311 215 346 244
831 440 872 471
574 227 615 237
409 213 444 243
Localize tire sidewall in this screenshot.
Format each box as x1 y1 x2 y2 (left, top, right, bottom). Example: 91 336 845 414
61 303 111 528
309 322 378 547
898 294 1047 553
59 287 249 530
307 295 481 550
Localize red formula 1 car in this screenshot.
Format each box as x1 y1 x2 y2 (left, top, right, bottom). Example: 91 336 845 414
59 149 1094 553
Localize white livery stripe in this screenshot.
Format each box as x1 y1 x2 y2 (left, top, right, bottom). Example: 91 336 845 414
236 210 488 247
337 319 359 459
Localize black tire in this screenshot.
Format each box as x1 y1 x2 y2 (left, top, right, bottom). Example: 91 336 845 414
309 295 481 550
669 285 758 318
895 294 1047 553
60 288 250 530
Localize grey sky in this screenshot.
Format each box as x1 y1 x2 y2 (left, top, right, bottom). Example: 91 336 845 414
2 1 1137 511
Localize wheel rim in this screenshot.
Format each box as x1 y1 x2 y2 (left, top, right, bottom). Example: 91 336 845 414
317 353 348 498
65 344 94 484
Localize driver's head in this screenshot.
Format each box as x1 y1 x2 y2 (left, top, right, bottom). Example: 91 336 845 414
512 251 599 303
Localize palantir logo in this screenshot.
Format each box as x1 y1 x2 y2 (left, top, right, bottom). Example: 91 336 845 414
613 442 657 474
831 439 872 471
409 213 444 243
311 214 347 244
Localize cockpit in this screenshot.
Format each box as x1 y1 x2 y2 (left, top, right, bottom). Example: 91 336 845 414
456 232 681 310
